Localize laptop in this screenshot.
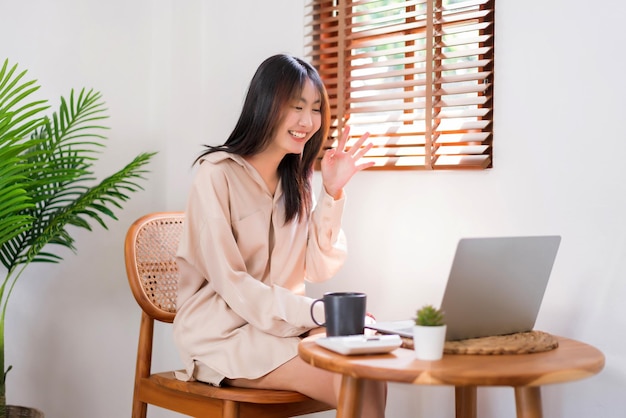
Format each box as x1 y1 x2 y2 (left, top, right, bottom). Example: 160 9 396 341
367 235 561 341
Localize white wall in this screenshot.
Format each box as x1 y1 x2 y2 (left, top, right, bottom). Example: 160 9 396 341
1 1 624 417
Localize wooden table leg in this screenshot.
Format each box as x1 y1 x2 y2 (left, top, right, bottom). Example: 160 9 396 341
455 386 477 418
514 387 543 418
336 375 364 418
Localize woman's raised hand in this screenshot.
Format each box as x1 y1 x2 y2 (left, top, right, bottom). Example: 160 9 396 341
320 125 375 199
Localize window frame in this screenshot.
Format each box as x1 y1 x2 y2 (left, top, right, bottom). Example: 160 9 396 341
305 0 496 170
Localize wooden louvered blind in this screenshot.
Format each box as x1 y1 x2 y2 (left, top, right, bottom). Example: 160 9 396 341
305 0 495 170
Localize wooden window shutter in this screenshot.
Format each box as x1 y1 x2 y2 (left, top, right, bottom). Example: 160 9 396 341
305 0 495 170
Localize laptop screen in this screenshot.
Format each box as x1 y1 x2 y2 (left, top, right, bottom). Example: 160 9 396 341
366 235 561 341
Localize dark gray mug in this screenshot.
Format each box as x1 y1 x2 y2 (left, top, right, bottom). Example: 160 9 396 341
310 292 366 336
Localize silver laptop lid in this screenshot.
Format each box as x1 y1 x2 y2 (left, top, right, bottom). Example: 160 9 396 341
441 235 561 341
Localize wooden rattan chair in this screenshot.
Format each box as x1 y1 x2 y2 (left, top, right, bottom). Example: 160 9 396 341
124 211 333 418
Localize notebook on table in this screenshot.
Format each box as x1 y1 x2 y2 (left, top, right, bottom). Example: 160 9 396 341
367 235 562 341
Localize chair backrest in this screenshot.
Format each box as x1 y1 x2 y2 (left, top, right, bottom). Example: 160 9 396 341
125 211 185 323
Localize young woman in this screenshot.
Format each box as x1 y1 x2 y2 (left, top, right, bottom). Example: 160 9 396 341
173 54 386 416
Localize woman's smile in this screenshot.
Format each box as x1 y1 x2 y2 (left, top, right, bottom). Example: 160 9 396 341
288 130 307 139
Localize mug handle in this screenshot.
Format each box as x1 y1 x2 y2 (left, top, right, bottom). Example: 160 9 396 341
310 298 325 327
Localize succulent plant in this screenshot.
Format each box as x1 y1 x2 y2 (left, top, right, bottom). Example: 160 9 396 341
414 304 445 327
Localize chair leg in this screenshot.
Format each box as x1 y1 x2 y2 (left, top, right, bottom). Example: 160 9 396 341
133 313 153 418
222 400 239 418
132 399 147 418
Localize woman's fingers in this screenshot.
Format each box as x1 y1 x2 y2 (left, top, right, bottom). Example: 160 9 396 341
332 125 374 168
335 125 350 153
353 141 373 160
348 132 369 156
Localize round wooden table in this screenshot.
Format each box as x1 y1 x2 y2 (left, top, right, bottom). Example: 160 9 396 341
298 335 604 418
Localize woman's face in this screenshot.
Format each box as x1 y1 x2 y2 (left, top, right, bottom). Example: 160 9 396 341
270 78 322 157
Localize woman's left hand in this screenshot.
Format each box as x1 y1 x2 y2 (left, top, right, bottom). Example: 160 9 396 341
321 125 375 199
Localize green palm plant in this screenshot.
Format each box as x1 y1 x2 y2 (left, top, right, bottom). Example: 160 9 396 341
0 59 155 417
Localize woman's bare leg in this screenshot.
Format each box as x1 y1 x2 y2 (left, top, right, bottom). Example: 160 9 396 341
225 356 386 418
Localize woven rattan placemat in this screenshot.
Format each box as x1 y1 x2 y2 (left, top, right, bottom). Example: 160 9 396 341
400 330 559 355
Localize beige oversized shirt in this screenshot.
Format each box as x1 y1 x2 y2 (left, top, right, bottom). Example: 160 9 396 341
173 151 347 385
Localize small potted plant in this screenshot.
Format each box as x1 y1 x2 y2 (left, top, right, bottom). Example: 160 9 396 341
413 304 446 360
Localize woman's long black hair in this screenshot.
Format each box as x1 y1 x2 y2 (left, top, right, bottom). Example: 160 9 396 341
195 54 330 223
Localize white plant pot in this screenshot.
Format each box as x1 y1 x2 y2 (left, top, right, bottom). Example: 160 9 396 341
413 325 447 360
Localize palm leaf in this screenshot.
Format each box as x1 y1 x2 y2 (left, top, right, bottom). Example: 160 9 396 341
0 59 49 140
1 61 156 271
0 60 48 254
22 152 155 264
